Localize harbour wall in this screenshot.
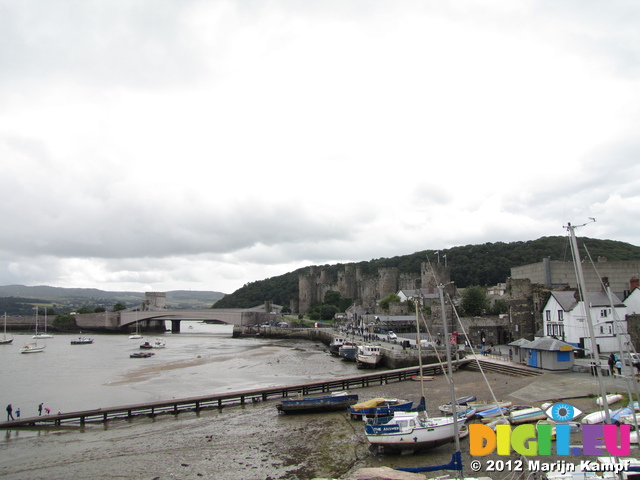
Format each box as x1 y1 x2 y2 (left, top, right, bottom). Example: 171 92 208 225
233 326 464 370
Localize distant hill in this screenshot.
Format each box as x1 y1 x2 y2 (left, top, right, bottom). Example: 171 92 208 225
213 236 640 309
0 285 226 315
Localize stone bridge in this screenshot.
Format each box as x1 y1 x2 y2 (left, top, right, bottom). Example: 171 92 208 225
73 308 276 333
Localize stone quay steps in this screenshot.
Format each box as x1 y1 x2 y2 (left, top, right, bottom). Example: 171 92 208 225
463 357 543 377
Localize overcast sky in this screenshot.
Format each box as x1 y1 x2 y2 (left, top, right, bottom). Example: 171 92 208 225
1 1 639 294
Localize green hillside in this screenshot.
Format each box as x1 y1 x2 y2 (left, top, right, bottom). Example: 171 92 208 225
213 236 640 309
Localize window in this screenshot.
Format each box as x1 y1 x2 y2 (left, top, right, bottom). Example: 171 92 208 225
600 309 608 318
557 311 564 322
546 310 551 321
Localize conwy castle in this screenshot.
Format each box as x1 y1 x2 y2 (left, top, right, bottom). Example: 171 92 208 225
296 262 451 315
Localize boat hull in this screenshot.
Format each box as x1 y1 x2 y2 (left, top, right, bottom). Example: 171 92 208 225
277 393 359 414
365 414 467 453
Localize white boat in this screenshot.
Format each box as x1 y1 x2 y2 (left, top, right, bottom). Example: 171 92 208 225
438 404 477 415
152 338 166 348
356 344 382 368
582 409 614 424
0 312 13 345
129 321 142 339
596 394 622 406
366 284 474 454
467 400 512 412
33 309 53 339
20 342 46 353
508 406 546 424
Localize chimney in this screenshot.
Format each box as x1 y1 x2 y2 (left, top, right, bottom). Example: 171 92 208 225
631 277 639 291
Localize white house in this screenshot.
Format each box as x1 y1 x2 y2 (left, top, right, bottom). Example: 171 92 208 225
624 287 640 315
397 289 439 305
542 290 629 355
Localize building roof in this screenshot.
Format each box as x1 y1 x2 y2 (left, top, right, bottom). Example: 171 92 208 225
508 338 532 347
521 336 575 352
550 290 625 311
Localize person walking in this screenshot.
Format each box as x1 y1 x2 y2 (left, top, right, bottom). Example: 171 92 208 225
6 404 14 421
38 403 43 416
616 359 623 376
608 353 616 376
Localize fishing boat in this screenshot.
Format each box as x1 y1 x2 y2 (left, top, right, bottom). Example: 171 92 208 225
0 313 13 345
366 286 474 454
349 397 425 421
329 337 346 356
33 309 53 339
338 341 358 361
152 338 166 348
276 391 358 414
356 344 382 368
70 336 94 345
20 342 46 353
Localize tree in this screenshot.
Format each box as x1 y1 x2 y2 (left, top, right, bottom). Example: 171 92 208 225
112 302 127 312
379 293 401 311
461 286 488 316
324 290 341 307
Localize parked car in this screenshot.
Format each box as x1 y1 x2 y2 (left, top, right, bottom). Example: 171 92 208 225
624 353 640 366
387 331 397 340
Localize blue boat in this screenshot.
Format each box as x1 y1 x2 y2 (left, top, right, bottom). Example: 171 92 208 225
338 342 358 361
476 406 509 419
276 392 359 414
349 397 426 420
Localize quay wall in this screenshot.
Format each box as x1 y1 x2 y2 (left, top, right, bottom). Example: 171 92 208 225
233 326 463 369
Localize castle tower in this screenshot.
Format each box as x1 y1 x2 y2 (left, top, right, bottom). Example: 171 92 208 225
143 292 166 311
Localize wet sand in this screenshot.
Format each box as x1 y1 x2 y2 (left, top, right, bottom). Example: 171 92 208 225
1 368 604 480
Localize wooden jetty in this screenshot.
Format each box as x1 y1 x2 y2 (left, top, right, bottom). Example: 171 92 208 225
0 358 536 428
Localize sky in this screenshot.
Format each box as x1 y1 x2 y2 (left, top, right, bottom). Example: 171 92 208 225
1 0 639 295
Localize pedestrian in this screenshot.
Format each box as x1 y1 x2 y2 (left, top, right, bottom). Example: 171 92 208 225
38 403 43 416
16 408 20 419
616 359 623 376
45 407 51 415
6 404 14 421
608 353 616 376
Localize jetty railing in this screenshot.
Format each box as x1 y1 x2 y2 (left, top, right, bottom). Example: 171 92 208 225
0 359 470 428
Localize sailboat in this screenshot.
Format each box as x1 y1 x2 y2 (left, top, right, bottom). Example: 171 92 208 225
365 285 474 453
129 321 142 339
0 312 13 345
33 309 53 339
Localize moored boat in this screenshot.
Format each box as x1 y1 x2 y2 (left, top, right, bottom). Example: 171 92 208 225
356 344 382 368
349 397 425 421
20 342 46 353
71 336 94 345
1 313 13 345
467 400 512 412
329 337 346 356
276 391 358 414
509 406 546 424
596 394 622 407
338 341 358 361
130 352 155 358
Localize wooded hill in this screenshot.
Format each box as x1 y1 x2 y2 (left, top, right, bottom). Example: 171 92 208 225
213 236 640 309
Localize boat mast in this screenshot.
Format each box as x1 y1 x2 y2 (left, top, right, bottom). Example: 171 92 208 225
565 221 613 423
414 301 427 400
438 283 462 472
